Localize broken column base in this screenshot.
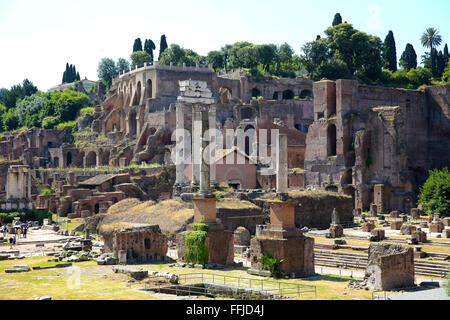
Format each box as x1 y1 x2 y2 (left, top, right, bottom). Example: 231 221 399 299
249 229 315 278
328 224 344 238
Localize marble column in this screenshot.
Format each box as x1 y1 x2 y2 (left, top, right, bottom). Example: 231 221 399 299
276 134 288 195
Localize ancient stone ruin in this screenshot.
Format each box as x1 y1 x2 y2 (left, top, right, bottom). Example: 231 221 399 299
249 134 315 278
365 243 415 291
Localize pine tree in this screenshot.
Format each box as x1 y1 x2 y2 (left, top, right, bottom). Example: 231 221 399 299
383 30 397 72
332 13 342 26
400 44 417 71
133 38 143 52
159 34 168 60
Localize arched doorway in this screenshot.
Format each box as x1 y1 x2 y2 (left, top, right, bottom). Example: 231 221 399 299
299 90 313 99
85 151 97 168
327 125 337 156
66 152 72 167
128 110 137 136
282 90 294 100
251 88 261 98
145 79 152 98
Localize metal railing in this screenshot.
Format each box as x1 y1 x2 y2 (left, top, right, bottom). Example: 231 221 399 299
139 273 316 300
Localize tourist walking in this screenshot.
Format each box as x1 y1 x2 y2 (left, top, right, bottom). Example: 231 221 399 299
12 235 16 247
9 236 13 249
17 227 22 239
2 225 6 238
23 225 27 239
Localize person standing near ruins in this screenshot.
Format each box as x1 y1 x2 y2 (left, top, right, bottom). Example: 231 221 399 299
9 236 13 249
2 225 6 238
17 227 22 239
23 225 27 239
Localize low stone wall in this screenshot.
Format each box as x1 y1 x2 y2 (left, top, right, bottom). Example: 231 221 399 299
253 191 353 229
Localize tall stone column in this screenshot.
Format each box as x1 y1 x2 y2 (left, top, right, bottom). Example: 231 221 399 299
191 105 202 186
200 106 210 195
175 103 186 186
208 105 217 185
276 134 288 196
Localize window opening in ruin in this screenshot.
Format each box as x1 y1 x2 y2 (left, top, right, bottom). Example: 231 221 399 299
282 90 294 100
66 152 72 167
146 79 152 98
94 203 99 214
327 125 337 156
144 238 151 250
272 92 278 100
317 113 324 119
251 88 261 98
299 90 313 99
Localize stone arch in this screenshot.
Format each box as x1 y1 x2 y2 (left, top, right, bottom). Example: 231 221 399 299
282 89 294 100
128 110 137 136
251 88 261 98
145 79 153 98
76 151 85 168
244 125 255 156
327 124 337 156
133 81 141 106
85 151 97 168
66 152 72 167
299 89 313 99
100 150 110 166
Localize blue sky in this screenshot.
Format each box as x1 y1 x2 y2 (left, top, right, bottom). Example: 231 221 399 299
0 0 449 91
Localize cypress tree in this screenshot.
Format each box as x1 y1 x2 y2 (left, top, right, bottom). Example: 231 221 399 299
431 48 439 78
400 44 417 71
144 39 156 61
76 72 80 81
383 30 397 72
437 51 445 78
133 38 143 52
444 44 449 67
159 34 168 60
332 13 342 26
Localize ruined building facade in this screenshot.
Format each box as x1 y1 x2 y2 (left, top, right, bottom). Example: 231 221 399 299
305 79 450 212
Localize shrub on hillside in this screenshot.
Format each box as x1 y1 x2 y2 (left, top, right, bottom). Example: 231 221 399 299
418 167 450 216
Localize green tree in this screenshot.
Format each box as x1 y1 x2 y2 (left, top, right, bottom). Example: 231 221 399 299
444 44 449 67
437 51 446 78
256 44 277 72
421 27 442 53
2 108 19 131
158 44 202 67
131 51 153 68
133 38 143 52
332 13 342 26
418 167 450 216
400 44 417 70
430 48 439 78
442 58 450 83
144 39 156 61
406 67 432 87
383 31 397 72
97 58 118 88
159 34 168 60
1 79 37 109
206 50 224 71
15 95 48 127
117 58 130 73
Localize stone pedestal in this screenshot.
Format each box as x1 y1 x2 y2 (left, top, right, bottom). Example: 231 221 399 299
370 203 378 217
118 250 127 264
411 230 427 243
390 211 399 218
362 222 376 232
400 224 417 235
442 229 450 239
442 217 450 227
190 194 234 266
429 222 444 233
249 199 314 278
390 221 403 230
371 229 385 241
329 224 344 238
410 208 421 219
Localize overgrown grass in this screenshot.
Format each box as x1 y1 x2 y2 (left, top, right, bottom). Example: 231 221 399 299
57 121 76 130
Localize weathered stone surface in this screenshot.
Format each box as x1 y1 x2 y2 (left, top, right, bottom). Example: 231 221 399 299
365 244 414 291
400 224 417 235
233 226 251 246
362 222 376 232
390 221 403 230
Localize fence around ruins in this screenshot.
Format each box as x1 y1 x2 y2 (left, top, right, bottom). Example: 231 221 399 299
138 273 316 300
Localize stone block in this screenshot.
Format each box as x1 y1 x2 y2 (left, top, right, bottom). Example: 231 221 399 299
442 218 450 227
370 229 385 241
328 224 343 238
429 222 444 233
390 221 403 230
400 224 417 235
365 244 414 291
362 222 376 232
390 211 400 218
441 229 450 239
411 230 427 243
